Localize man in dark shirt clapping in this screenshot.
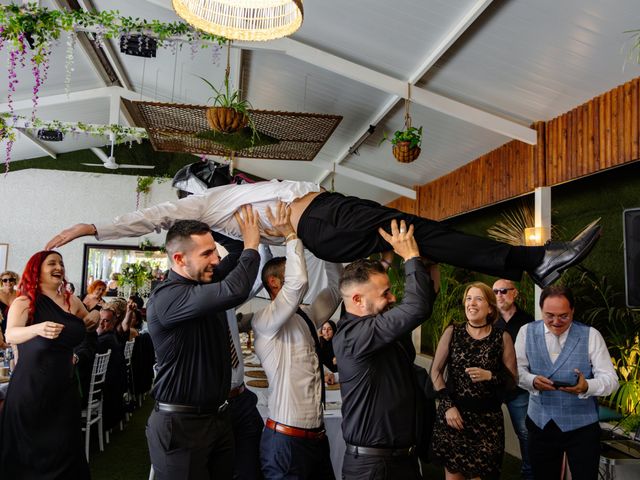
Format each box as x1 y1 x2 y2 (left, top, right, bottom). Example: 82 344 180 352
145 209 261 480
333 219 437 480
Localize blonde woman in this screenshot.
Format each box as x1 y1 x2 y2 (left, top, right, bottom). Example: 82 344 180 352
431 282 517 480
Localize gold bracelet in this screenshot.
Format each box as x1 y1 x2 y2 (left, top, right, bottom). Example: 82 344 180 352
285 233 297 242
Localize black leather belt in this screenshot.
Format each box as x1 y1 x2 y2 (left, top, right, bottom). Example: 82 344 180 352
346 443 415 457
155 401 229 415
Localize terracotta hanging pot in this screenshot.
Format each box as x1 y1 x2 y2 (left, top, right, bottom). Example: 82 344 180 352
392 141 421 163
206 107 249 133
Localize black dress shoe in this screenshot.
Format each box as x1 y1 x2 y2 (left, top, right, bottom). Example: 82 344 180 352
528 224 602 287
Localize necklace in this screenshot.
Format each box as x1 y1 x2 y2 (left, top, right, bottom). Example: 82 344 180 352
467 320 490 329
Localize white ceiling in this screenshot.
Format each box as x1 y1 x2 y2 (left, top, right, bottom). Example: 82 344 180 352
2 0 640 205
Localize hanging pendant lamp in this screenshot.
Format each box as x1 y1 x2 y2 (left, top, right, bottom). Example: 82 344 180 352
172 0 304 42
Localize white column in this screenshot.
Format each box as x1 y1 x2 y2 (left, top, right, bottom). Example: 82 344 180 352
534 187 552 319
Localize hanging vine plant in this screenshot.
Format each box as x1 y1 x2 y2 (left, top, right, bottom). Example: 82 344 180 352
0 3 227 124
135 175 169 209
0 112 148 173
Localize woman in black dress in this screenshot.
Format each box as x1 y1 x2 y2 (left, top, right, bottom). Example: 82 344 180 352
430 282 517 480
0 250 99 479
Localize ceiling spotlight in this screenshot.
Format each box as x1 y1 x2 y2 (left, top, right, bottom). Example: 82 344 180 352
120 34 158 58
172 0 304 42
37 129 64 142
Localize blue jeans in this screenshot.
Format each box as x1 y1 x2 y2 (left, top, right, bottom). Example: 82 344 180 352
507 391 533 479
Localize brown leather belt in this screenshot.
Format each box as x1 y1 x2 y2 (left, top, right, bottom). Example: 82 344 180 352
228 383 245 399
265 418 326 440
346 443 415 457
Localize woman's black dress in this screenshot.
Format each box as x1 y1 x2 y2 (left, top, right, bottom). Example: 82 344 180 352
431 324 507 479
0 294 90 479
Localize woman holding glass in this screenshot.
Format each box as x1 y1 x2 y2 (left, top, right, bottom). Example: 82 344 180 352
431 282 517 479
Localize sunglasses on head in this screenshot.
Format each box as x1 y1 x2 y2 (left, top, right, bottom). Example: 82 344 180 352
493 287 514 295
1 278 16 283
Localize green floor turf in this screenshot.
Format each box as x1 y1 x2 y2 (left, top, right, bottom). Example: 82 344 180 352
88 397 523 479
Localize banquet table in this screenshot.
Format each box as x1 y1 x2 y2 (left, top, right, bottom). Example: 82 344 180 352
243 356 346 478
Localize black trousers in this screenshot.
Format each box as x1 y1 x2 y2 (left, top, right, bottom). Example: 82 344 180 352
341 453 422 480
526 417 601 480
229 388 264 480
146 407 234 480
297 192 522 279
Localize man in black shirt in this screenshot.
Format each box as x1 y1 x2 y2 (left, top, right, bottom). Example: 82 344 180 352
333 220 436 480
492 279 534 480
145 213 261 480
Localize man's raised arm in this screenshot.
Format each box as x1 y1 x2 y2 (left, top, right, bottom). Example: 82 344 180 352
46 194 208 249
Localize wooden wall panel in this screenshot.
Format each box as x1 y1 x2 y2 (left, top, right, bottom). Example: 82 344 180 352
386 194 418 215
388 77 640 219
415 138 537 220
546 78 640 183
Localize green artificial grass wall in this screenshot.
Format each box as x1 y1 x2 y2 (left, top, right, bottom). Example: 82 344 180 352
8 140 197 177
7 140 263 183
444 160 640 302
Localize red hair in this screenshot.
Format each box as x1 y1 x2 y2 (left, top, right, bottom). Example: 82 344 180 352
18 250 71 325
87 280 107 294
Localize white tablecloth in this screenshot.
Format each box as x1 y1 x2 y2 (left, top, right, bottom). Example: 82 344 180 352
243 357 345 478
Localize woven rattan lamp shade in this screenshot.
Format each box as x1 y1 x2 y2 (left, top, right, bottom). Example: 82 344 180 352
172 0 303 41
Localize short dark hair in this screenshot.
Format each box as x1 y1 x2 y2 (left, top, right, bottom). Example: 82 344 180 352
165 220 212 261
261 257 286 296
339 259 386 295
539 285 575 309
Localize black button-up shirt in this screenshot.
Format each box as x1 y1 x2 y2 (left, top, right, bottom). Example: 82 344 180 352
146 248 259 408
333 258 435 448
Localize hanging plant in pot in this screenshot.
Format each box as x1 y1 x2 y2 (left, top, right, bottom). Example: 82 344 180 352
390 126 423 163
199 41 253 135
201 75 251 133
380 85 424 163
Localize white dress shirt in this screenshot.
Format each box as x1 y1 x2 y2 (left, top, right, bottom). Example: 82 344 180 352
95 180 320 243
252 239 342 429
515 321 618 399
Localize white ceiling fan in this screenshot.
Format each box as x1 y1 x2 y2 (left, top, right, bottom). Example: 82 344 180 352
82 133 155 170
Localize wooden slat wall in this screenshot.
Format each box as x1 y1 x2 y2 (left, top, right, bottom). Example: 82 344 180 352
546 78 640 183
388 78 640 219
416 138 538 220
386 194 418 215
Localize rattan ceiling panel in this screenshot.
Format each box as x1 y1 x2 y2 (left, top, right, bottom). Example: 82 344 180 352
123 99 342 161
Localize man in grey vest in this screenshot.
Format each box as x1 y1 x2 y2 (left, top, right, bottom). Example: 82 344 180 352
514 285 618 480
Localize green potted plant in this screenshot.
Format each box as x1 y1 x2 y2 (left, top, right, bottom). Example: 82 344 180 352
391 126 423 163
380 125 423 163
199 75 253 134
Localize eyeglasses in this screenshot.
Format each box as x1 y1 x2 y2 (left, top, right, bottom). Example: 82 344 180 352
543 312 571 322
493 287 515 295
1 278 16 283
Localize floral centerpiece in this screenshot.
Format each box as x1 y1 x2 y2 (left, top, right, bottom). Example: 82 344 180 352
118 261 153 297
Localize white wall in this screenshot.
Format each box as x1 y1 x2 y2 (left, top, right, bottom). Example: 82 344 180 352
1 169 174 287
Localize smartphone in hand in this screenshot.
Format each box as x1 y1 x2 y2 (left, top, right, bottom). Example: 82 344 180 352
552 377 578 388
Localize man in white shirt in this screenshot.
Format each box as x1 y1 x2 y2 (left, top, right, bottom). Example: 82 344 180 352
514 285 618 480
251 204 342 480
46 179 601 289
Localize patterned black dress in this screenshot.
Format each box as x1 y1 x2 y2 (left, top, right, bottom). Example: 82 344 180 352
0 294 90 479
431 324 507 479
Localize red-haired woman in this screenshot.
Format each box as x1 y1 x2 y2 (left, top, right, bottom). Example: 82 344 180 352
0 250 99 479
83 279 107 311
